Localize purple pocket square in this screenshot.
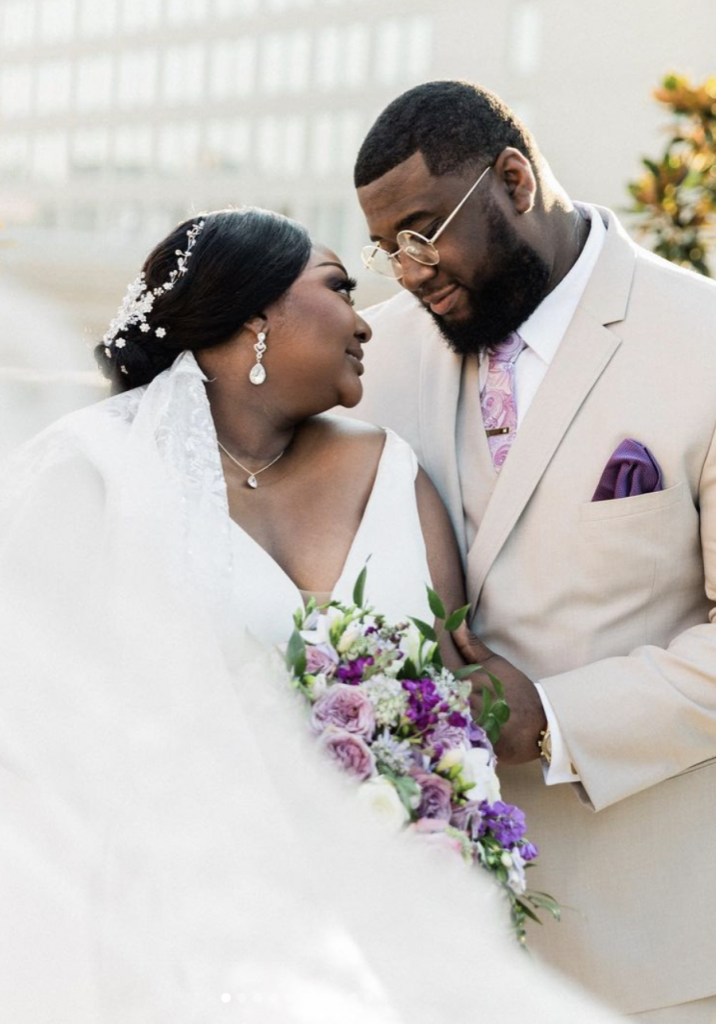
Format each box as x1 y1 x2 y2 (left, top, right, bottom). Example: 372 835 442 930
592 439 663 502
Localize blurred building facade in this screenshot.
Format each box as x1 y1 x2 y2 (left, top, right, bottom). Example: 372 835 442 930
0 0 715 338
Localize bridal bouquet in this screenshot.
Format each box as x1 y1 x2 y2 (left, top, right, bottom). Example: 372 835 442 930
284 568 558 943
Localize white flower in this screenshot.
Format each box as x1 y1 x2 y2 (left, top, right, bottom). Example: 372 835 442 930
139 323 150 333
461 747 501 804
155 327 167 338
301 605 343 647
310 673 329 701
361 674 407 727
356 776 409 830
115 338 126 349
506 848 527 895
436 748 466 773
337 622 362 654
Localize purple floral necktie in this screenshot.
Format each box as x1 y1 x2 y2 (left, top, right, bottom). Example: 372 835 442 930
480 332 527 470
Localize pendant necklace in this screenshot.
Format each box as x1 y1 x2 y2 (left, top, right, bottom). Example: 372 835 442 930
217 440 286 489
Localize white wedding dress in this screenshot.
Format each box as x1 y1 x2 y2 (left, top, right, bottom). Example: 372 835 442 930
0 353 617 1023
229 428 433 648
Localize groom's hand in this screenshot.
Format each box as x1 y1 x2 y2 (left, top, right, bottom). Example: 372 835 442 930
452 624 547 765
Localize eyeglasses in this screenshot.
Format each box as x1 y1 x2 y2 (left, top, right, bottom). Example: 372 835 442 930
361 164 492 279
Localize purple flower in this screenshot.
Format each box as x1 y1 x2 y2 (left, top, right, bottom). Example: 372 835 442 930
410 768 454 820
337 656 374 684
311 683 376 740
402 678 442 733
305 644 339 677
480 800 527 847
447 711 467 728
450 801 485 841
468 722 493 753
317 726 376 781
519 841 539 862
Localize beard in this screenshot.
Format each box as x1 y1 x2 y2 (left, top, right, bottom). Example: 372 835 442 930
427 202 551 356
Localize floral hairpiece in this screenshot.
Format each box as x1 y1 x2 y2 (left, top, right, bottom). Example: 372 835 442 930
103 219 206 372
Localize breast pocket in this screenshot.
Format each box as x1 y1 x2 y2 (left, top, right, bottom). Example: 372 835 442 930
578 481 686 522
576 482 689 621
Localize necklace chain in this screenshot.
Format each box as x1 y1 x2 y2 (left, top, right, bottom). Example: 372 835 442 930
217 440 286 489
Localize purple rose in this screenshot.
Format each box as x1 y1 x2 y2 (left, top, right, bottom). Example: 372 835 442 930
450 800 484 841
317 726 376 781
410 768 454 820
429 722 469 761
311 683 376 739
305 643 339 677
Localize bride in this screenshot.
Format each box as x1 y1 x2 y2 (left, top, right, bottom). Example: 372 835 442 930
0 208 616 1022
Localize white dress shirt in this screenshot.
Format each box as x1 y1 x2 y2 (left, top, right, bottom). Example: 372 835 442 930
479 203 606 783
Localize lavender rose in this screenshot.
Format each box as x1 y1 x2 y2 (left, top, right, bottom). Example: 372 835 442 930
450 800 485 841
311 683 376 739
305 643 339 677
410 768 454 820
317 726 376 781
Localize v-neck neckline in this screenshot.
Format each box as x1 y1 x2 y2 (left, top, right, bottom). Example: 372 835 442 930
228 430 391 604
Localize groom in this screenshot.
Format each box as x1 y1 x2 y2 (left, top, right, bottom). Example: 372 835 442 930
350 81 716 1021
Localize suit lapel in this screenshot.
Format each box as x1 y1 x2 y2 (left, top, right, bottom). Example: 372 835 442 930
417 327 468 560
465 207 636 604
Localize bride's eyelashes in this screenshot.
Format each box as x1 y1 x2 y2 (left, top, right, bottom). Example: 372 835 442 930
331 276 358 306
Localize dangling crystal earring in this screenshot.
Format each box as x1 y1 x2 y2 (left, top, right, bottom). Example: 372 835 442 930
249 330 267 385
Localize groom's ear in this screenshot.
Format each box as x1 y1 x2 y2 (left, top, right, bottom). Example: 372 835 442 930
493 147 537 215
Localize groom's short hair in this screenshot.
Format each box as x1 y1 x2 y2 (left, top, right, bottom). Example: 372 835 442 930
354 80 541 187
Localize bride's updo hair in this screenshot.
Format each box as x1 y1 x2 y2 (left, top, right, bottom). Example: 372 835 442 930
95 207 312 393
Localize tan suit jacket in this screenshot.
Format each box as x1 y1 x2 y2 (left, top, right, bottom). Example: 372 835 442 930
352 208 716 1014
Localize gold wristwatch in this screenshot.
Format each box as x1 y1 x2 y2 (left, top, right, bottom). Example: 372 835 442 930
537 725 552 766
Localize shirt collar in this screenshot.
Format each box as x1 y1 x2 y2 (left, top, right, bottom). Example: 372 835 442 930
515 202 606 367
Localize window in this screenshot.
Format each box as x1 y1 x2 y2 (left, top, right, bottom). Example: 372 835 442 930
117 51 157 109
36 60 73 114
31 131 69 182
77 0 116 38
38 0 74 42
315 26 340 91
311 113 335 175
114 125 153 172
209 39 255 99
162 46 205 106
204 117 251 171
286 30 310 93
1 0 36 47
257 116 280 174
405 16 433 79
121 0 161 32
375 19 402 86
344 24 368 88
0 65 34 118
165 0 209 26
337 110 360 170
72 126 110 172
283 115 305 177
214 0 259 15
0 133 30 176
261 34 285 96
510 3 543 76
157 123 200 174
75 54 114 112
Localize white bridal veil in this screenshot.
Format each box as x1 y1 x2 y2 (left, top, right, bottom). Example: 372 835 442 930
0 354 617 1023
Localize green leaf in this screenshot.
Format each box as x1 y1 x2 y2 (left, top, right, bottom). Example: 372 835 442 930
400 657 418 680
513 897 543 925
444 603 471 631
526 891 561 922
408 617 438 642
285 628 307 678
352 563 369 607
453 663 482 679
426 587 446 620
492 700 511 726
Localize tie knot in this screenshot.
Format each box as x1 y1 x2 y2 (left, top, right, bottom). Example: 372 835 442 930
489 332 526 367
